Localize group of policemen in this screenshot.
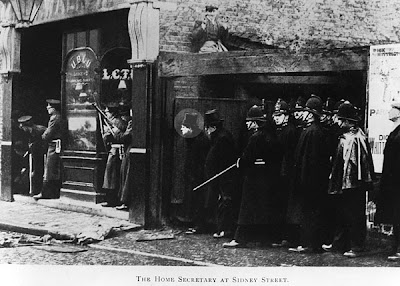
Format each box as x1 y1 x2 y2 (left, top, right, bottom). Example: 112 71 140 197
183 94 381 258
15 99 64 200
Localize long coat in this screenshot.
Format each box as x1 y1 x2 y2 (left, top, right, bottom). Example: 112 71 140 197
118 119 133 205
376 125 400 224
287 121 331 224
42 112 63 181
102 115 129 190
276 122 298 219
237 127 283 225
182 131 210 220
204 127 237 210
328 127 375 195
27 124 47 194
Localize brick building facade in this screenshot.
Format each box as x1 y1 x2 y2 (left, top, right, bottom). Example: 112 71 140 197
158 0 400 98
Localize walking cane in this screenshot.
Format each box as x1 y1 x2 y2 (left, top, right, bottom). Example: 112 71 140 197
193 163 237 191
29 152 33 195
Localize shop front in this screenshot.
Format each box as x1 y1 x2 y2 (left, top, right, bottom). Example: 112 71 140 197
0 0 164 227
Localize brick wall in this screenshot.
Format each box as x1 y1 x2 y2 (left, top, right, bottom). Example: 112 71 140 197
159 0 400 52
158 0 400 97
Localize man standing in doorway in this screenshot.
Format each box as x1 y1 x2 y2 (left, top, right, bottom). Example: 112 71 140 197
101 102 129 207
18 115 47 196
203 109 236 238
34 99 64 200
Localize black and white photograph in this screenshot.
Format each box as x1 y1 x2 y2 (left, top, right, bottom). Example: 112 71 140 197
0 0 400 285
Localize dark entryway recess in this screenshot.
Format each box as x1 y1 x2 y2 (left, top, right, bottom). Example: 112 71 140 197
159 49 368 224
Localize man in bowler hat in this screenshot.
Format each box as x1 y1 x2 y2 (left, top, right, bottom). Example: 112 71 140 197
34 99 65 200
202 109 236 238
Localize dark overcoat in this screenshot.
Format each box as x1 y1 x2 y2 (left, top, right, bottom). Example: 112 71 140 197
276 122 298 218
237 127 283 225
376 125 400 224
287 121 331 224
182 131 210 220
204 127 237 210
28 124 47 194
42 112 63 181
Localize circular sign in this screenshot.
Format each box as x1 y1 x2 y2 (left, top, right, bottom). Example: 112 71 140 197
174 108 204 138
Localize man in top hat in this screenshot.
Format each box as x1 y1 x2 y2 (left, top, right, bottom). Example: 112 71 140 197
101 101 130 207
18 115 47 196
224 105 283 248
272 99 299 247
201 109 236 238
328 101 375 258
179 112 211 233
375 102 400 260
287 94 331 253
34 99 65 200
181 112 202 138
190 5 229 53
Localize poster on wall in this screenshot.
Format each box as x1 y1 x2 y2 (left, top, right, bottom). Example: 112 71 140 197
368 44 400 173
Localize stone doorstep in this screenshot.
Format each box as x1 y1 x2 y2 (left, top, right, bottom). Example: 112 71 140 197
13 194 130 221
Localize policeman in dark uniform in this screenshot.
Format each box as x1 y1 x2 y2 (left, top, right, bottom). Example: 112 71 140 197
272 99 299 247
101 102 129 207
18 115 47 196
34 99 64 200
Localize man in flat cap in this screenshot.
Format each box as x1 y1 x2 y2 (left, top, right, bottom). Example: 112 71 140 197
190 5 229 53
34 99 65 200
375 102 400 260
18 115 47 196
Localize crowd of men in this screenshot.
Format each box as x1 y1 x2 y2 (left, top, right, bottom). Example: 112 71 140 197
179 94 400 259
12 98 133 212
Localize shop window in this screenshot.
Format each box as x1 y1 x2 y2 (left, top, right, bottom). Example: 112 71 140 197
64 48 100 151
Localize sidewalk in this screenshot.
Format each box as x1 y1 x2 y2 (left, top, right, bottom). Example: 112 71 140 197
0 195 141 243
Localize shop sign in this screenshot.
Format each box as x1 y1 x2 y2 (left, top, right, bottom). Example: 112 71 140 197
368 44 400 173
102 68 132 80
100 47 131 104
65 48 99 105
33 0 130 25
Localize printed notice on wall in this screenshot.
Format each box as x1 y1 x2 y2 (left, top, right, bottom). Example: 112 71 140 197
368 44 400 173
